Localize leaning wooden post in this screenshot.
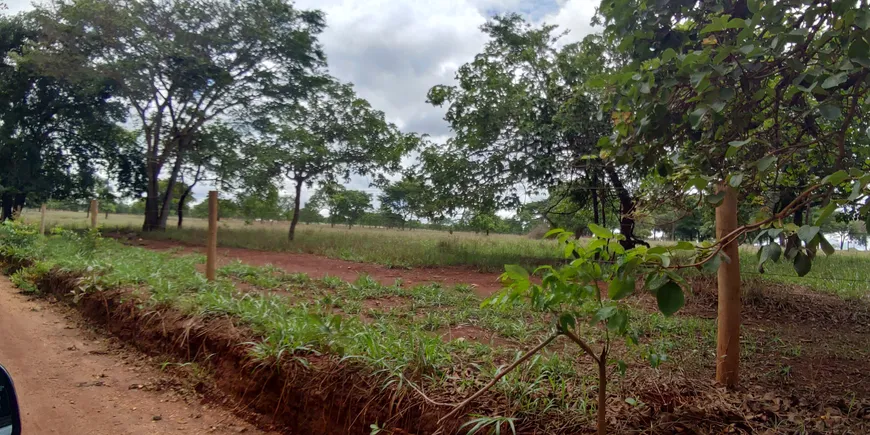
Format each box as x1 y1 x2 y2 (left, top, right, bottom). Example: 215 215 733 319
90 199 98 228
206 191 218 281
39 204 47 235
715 183 741 388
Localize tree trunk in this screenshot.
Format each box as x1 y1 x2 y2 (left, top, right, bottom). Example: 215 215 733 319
157 151 185 230
597 350 608 435
715 183 741 388
288 180 303 241
604 165 645 249
105 209 109 219
177 186 193 229
794 205 804 227
143 161 162 231
0 193 13 221
12 193 25 215
592 175 600 225
177 165 201 229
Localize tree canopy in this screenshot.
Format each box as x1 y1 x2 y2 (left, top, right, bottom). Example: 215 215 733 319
24 0 328 230
247 79 417 239
0 15 137 220
422 14 648 246
309 183 372 228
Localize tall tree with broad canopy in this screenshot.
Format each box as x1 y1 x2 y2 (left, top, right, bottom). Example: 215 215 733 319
24 0 327 231
248 80 417 240
423 14 647 247
0 15 139 220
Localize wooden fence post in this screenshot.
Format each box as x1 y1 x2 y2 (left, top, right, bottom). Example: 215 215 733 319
206 191 218 281
90 200 98 229
39 204 46 235
715 183 741 388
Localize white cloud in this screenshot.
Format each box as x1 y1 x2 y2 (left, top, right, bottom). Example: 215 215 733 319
540 0 599 43
5 0 34 14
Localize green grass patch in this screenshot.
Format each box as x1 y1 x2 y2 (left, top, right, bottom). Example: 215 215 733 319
119 224 563 271
737 248 870 299
29 210 870 300
23 209 562 271
0 220 731 431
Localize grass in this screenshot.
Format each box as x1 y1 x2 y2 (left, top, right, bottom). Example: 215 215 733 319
22 209 870 299
4 220 869 433
0 220 729 432
24 210 870 299
23 209 562 271
738 247 870 299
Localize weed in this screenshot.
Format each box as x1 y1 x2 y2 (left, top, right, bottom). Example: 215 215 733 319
460 415 517 435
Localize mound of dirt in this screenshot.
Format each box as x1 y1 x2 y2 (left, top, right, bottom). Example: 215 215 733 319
28 269 460 435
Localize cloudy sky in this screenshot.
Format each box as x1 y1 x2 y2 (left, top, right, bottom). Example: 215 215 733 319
7 0 600 207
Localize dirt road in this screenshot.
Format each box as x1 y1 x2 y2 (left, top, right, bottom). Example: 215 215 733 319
0 276 274 435
126 237 504 297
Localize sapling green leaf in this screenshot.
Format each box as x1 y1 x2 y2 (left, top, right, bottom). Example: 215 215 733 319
656 282 684 316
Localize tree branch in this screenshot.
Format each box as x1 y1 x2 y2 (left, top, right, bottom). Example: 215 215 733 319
436 333 559 424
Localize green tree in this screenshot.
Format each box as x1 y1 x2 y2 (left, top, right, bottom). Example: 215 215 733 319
238 186 283 221
176 123 244 228
423 15 647 246
446 3 870 433
249 80 415 239
468 212 499 236
0 15 135 220
129 200 146 215
309 184 372 228
297 201 324 225
846 220 867 249
96 181 118 219
378 176 425 229
26 0 327 231
595 0 870 391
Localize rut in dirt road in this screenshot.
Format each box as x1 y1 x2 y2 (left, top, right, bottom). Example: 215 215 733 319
0 276 275 435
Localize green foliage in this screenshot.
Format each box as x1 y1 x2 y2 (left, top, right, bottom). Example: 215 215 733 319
309 184 372 228
420 14 647 244
25 0 327 230
594 0 870 297
246 78 417 238
489 224 688 354
237 186 285 221
378 176 427 229
0 16 137 218
460 415 517 435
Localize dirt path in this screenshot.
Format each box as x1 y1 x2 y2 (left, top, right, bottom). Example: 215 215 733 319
0 275 275 435
126 237 504 297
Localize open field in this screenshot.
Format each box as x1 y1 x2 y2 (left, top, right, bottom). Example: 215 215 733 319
1 221 869 433
24 210 562 270
26 210 870 300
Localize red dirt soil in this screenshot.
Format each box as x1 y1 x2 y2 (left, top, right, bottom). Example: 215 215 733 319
106 234 870 433
123 237 505 297
0 275 273 435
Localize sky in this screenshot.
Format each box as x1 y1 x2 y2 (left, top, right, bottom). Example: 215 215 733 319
7 0 600 207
